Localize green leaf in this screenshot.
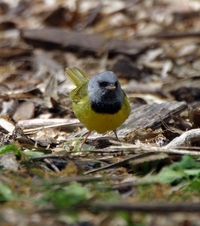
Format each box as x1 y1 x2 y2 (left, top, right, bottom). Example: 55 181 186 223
152 155 200 184
42 183 91 208
139 155 200 185
155 167 187 184
24 150 44 157
0 145 21 156
184 169 200 177
169 155 200 170
185 178 200 191
0 182 17 201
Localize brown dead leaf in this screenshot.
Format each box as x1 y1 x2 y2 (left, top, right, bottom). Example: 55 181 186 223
13 101 35 122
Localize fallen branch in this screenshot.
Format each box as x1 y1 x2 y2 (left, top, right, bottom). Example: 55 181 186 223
165 128 200 148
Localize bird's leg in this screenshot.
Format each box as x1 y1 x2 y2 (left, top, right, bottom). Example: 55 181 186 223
81 131 92 147
113 130 120 141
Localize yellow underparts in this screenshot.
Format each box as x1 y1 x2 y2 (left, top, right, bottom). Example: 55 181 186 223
72 96 130 134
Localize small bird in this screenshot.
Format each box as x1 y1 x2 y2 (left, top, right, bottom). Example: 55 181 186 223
65 67 131 143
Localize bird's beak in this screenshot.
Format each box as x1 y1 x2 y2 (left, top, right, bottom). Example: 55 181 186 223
106 84 116 90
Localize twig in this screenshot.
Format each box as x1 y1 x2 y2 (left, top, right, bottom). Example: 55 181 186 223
91 201 200 213
111 145 200 155
43 158 60 173
35 176 103 185
30 154 64 160
84 152 158 175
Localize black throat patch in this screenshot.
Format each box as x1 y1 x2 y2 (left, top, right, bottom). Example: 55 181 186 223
91 100 122 114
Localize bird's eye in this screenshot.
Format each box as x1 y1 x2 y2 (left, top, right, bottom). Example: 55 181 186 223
99 81 108 87
115 82 118 87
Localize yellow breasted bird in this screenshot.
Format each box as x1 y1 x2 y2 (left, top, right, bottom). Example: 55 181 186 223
65 67 131 142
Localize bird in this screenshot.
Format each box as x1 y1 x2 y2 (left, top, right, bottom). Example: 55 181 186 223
65 67 131 144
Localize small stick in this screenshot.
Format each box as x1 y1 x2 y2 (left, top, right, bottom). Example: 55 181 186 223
81 131 92 147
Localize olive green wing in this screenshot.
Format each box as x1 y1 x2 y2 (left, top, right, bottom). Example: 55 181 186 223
65 67 89 103
70 83 88 103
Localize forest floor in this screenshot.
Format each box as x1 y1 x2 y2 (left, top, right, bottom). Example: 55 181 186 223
1 0 200 225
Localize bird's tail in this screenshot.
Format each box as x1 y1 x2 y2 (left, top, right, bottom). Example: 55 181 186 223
65 67 89 87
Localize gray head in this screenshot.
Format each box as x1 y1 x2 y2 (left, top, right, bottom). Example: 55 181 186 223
88 71 124 114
